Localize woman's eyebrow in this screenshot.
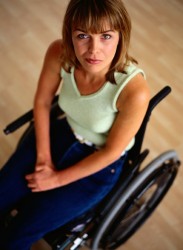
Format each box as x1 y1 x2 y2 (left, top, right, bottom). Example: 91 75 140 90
74 29 86 32
101 30 114 33
74 29 114 33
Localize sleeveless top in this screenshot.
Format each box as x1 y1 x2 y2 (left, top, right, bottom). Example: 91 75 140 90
58 63 145 150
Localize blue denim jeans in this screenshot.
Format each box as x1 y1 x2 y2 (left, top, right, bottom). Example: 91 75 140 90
0 118 127 250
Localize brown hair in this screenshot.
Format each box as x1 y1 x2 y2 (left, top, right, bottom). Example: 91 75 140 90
61 0 137 84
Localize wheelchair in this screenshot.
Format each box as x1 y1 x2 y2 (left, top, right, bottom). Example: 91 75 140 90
3 85 181 250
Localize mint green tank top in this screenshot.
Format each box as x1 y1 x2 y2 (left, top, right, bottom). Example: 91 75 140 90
58 63 145 150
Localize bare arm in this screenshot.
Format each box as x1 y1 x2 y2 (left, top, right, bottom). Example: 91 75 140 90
33 40 62 166
25 40 64 191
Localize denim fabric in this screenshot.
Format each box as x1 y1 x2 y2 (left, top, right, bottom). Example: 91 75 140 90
0 118 126 250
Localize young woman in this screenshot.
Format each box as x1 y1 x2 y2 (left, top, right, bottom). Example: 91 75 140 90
0 0 150 249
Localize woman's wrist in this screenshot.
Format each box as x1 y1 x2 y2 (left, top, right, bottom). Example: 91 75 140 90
36 152 52 165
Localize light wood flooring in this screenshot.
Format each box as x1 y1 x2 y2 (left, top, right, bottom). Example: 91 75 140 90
0 0 183 249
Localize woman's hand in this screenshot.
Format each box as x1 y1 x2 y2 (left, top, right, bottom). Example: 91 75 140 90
25 163 61 192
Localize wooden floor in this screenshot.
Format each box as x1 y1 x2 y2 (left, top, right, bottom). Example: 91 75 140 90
0 0 183 249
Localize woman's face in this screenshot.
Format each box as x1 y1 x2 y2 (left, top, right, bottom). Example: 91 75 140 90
72 23 119 76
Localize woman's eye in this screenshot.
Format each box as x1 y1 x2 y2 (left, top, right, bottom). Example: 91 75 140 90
102 34 112 40
77 34 89 39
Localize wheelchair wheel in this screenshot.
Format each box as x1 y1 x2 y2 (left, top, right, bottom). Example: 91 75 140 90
91 150 180 250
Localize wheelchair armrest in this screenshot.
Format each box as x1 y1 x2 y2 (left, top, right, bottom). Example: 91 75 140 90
3 110 33 135
3 95 61 135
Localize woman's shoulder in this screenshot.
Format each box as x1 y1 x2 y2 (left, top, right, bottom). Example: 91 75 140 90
45 39 63 59
116 73 150 111
115 63 145 82
48 39 63 50
42 39 64 73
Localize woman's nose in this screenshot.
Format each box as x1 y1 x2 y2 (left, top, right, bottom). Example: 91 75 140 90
88 38 100 54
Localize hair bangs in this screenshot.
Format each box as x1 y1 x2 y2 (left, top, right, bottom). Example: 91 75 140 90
71 1 120 33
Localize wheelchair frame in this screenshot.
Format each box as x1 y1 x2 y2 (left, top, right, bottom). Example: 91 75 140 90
3 86 181 250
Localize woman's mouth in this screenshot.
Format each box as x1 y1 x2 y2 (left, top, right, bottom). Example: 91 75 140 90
86 58 102 64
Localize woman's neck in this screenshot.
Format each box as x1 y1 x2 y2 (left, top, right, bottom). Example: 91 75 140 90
74 68 107 95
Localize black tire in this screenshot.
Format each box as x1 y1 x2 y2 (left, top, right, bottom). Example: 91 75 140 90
91 150 180 250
